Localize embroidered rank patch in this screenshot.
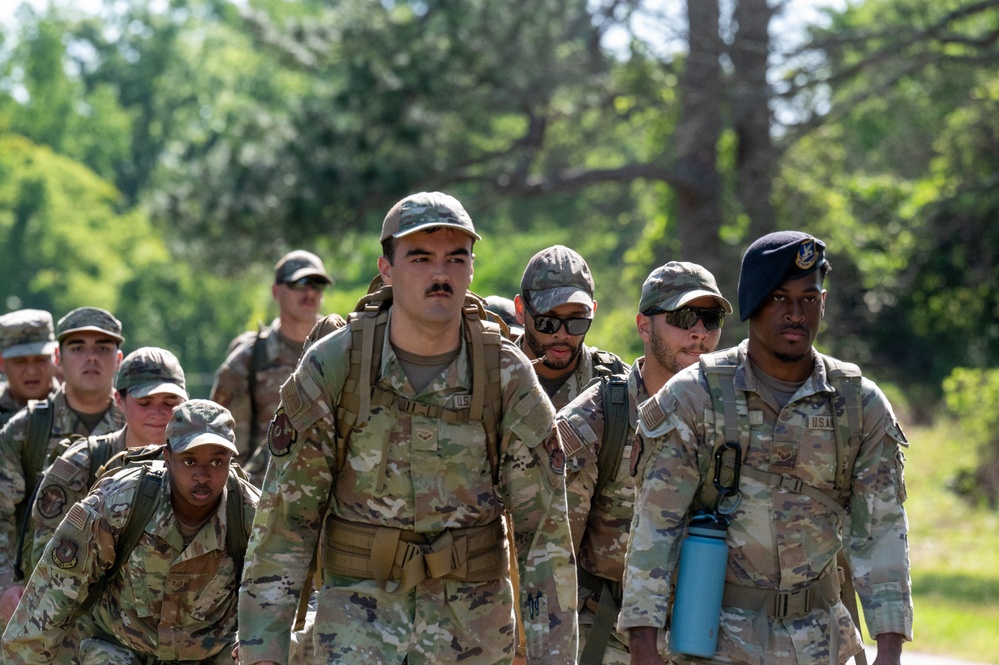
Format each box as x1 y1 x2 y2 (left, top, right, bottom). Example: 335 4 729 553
37 485 68 519
771 442 798 470
544 432 566 476
808 415 834 430
268 409 298 457
52 538 79 569
65 503 88 532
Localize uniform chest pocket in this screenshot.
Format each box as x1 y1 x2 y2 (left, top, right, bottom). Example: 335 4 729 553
766 402 839 488
119 534 162 617
191 555 236 620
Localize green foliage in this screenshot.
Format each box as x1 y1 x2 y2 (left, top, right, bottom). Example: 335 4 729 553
905 420 999 660
942 367 999 449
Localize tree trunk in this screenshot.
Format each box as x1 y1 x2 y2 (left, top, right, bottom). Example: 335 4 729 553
731 0 777 241
669 0 726 284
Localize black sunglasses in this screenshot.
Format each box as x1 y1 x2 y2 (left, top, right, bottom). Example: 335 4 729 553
284 277 328 292
523 296 593 336
643 306 725 331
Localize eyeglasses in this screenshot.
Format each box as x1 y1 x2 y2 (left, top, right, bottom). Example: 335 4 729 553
523 296 592 336
643 306 725 331
284 278 328 292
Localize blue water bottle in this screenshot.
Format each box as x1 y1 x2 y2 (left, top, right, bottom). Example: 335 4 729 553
668 511 729 657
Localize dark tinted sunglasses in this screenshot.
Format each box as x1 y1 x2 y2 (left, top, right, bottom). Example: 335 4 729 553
284 277 328 292
524 297 592 336
643 306 725 331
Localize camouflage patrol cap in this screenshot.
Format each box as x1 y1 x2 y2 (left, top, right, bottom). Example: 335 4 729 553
56 307 124 344
274 250 333 285
639 262 732 315
116 347 188 399
520 245 595 314
484 295 525 337
166 399 238 455
380 191 481 242
738 231 827 321
0 309 57 359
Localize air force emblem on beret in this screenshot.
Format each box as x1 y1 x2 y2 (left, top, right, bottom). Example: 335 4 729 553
795 239 817 269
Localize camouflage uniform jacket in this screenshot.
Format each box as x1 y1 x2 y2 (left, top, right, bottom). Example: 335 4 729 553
517 340 625 411
558 357 646 585
618 341 913 665
2 462 260 664
0 379 59 429
239 312 577 665
211 318 303 472
0 385 124 590
30 428 128 571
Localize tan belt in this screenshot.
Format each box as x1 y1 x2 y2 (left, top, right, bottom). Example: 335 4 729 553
722 566 844 619
322 514 508 593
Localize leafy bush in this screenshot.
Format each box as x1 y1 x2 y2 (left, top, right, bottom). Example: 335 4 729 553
942 367 999 508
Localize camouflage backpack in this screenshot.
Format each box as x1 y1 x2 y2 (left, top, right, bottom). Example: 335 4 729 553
69 445 253 621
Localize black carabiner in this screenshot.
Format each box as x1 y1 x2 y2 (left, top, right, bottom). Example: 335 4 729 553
713 441 743 515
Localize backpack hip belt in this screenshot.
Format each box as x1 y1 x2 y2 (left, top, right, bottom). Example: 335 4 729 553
721 564 843 619
322 514 508 593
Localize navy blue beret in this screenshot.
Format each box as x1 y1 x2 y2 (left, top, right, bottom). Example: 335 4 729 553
738 231 826 321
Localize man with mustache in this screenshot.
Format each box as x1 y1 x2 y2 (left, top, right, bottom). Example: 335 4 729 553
211 250 344 486
551 261 731 664
620 232 912 665
238 192 576 665
0 307 125 625
514 245 625 411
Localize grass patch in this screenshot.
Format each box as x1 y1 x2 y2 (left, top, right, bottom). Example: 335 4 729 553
901 420 999 662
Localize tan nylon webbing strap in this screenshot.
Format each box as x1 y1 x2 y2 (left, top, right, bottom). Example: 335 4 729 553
323 515 508 592
722 565 843 619
464 303 487 422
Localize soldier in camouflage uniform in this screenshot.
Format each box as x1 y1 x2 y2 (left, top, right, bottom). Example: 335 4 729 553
237 191 577 665
1 399 259 665
620 232 912 665
0 307 125 625
0 310 60 428
554 262 731 664
513 245 625 410
30 346 189 572
211 250 345 485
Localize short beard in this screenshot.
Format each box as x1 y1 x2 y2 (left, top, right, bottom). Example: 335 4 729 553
524 328 583 371
649 330 683 376
774 350 810 364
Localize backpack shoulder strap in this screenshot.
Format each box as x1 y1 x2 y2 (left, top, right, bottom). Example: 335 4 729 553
71 465 163 622
225 472 252 589
595 375 630 500
86 435 118 488
821 356 863 494
698 349 747 512
591 349 626 378
23 399 54 501
335 285 393 475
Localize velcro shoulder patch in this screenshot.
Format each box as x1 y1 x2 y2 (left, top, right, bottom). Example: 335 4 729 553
49 456 82 483
556 417 586 460
509 386 555 451
638 392 676 438
280 371 330 433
